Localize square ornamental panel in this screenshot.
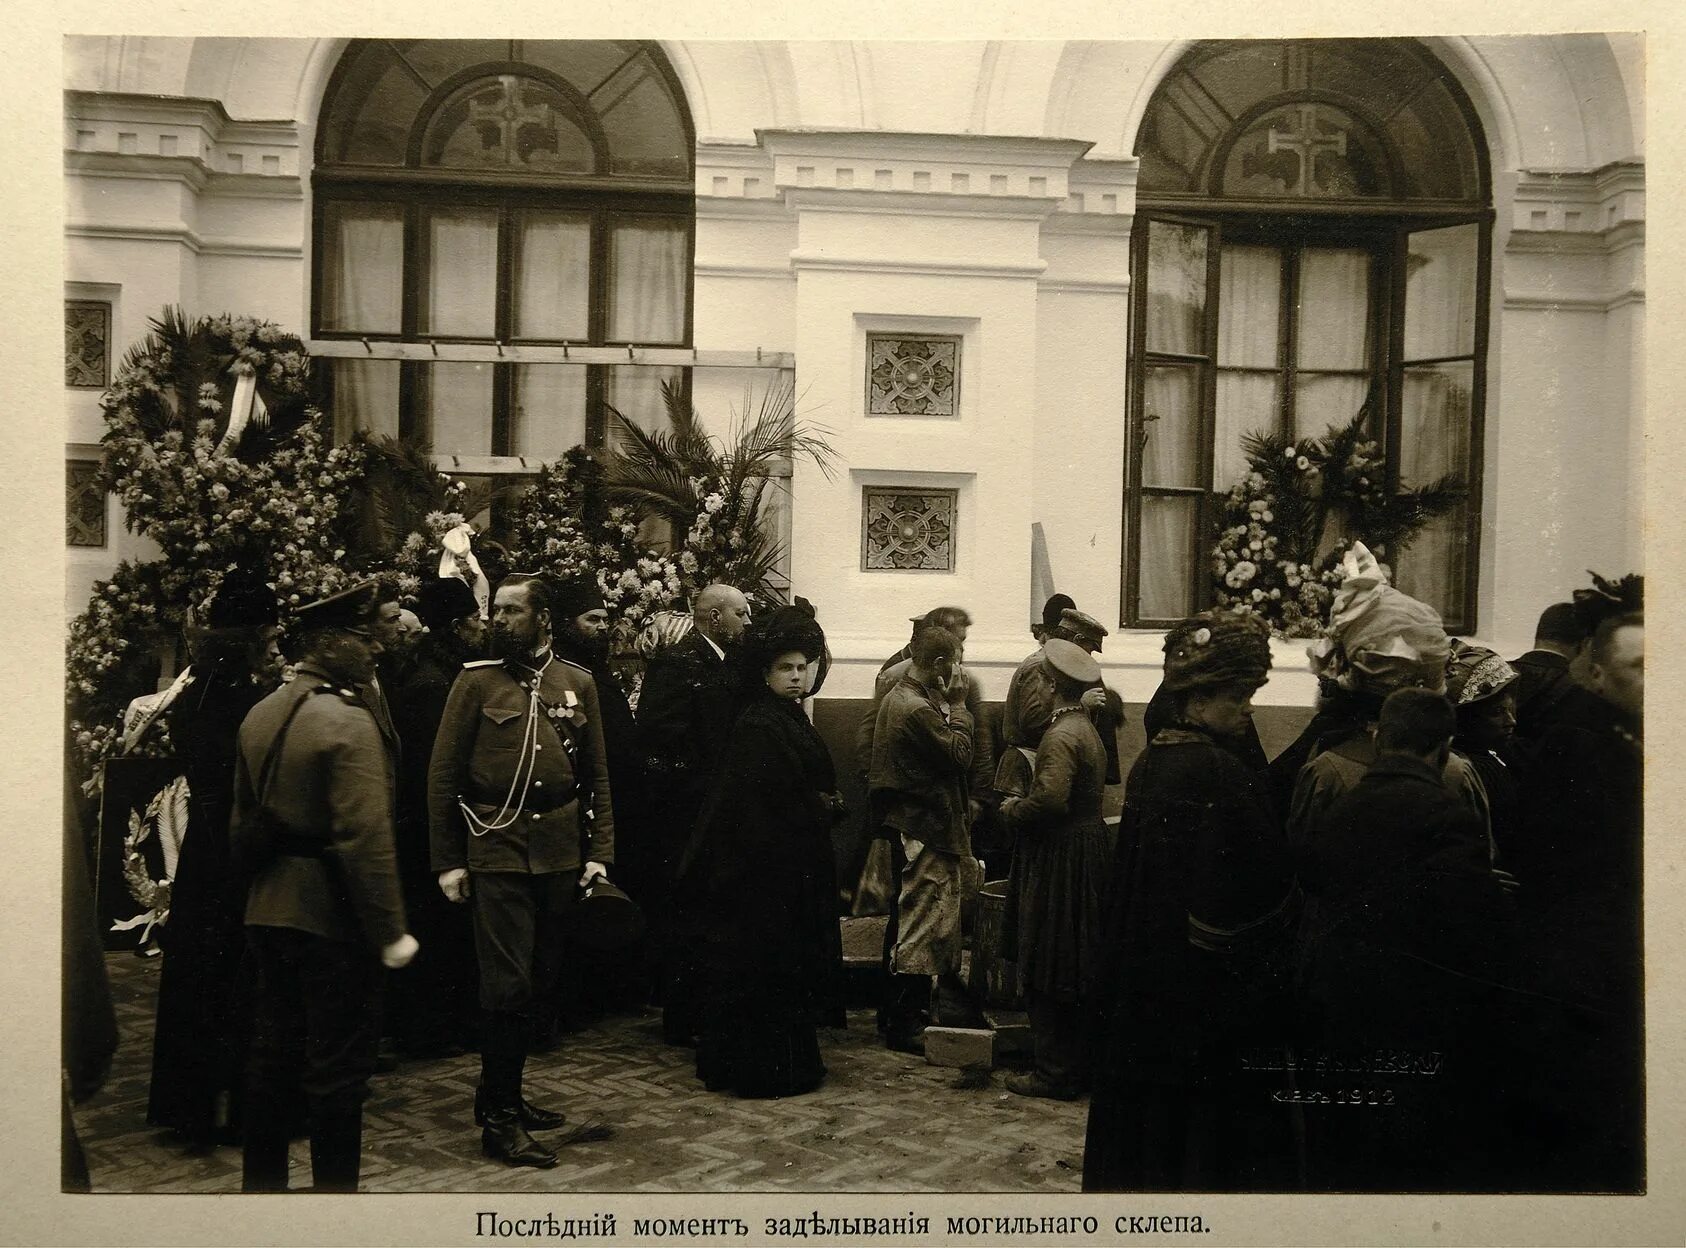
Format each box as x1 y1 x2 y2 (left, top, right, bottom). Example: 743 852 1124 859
866 333 961 417
862 486 958 572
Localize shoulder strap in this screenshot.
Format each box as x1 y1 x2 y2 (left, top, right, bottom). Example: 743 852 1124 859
254 684 330 805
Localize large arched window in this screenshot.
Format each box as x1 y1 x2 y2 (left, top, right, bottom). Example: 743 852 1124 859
1125 38 1490 631
313 39 694 464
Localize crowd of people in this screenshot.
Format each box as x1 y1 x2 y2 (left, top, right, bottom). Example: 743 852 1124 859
104 536 1642 1195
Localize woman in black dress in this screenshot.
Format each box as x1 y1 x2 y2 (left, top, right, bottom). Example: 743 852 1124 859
678 604 846 1098
147 570 281 1149
1083 610 1299 1192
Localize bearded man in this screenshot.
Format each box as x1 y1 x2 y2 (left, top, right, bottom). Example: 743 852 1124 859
427 574 616 1168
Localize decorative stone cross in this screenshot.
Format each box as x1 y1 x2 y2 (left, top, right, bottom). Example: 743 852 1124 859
467 75 555 166
1267 104 1347 196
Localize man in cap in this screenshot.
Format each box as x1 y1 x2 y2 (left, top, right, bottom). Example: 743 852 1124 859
869 625 981 1051
385 576 486 1057
637 582 751 1045
429 573 616 1168
232 580 417 1193
1005 601 1125 783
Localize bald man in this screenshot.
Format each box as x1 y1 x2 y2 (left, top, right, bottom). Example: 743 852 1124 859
637 583 752 1044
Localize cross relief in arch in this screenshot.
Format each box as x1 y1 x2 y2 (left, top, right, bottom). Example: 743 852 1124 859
468 74 558 165
1267 104 1348 196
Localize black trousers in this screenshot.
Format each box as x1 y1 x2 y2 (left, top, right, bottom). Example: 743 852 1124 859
469 871 574 1014
242 926 383 1192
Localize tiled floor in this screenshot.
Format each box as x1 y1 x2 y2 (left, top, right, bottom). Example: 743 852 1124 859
75 951 1088 1194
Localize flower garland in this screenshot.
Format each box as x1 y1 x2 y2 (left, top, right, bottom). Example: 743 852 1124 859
1211 409 1464 636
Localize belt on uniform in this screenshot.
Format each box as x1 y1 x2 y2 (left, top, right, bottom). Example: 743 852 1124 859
465 785 577 815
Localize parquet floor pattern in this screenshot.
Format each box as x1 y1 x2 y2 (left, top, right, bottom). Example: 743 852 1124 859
75 953 1087 1193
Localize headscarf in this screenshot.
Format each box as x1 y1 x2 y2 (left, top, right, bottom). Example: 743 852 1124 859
1307 542 1449 695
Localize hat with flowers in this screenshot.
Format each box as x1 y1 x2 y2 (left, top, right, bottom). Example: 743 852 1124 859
1162 609 1273 693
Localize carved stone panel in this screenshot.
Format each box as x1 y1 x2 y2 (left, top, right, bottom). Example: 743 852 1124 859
866 333 960 417
66 301 111 389
67 459 107 548
862 486 957 572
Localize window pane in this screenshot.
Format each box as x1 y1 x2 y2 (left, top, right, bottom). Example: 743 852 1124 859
1296 249 1371 369
512 366 587 460
1216 245 1281 367
331 359 401 443
321 46 427 166
1141 364 1205 489
1215 371 1281 489
599 55 692 178
1404 224 1479 360
608 218 687 343
1220 102 1392 199
1144 221 1209 355
419 208 499 338
1138 495 1200 620
320 203 404 333
513 211 592 340
1394 360 1475 623
1294 372 1372 437
421 362 495 456
604 365 684 441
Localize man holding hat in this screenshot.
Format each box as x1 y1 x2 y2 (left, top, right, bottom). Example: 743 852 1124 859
385 576 487 1057
232 579 417 1193
428 573 616 1169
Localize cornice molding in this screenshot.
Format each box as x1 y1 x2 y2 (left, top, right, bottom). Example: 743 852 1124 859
65 88 300 177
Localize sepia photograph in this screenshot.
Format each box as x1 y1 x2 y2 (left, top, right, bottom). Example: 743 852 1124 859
18 7 1680 1244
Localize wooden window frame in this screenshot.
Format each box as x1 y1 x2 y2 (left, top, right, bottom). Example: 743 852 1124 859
1123 205 1492 632
312 40 696 460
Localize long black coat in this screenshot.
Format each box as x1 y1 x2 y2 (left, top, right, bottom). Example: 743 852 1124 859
1084 728 1298 1192
678 690 845 1097
148 662 270 1143
1296 752 1519 1191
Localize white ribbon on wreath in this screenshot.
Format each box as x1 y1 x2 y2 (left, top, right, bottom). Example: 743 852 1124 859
439 523 490 618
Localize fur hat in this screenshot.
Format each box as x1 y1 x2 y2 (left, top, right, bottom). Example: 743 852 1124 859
552 576 607 623
1162 610 1273 693
416 576 480 631
203 566 278 631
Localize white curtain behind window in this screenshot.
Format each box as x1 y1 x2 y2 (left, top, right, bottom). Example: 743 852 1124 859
608 220 686 343
1215 245 1283 488
1295 248 1372 437
332 360 401 443
321 205 403 334
514 212 591 340
421 209 498 337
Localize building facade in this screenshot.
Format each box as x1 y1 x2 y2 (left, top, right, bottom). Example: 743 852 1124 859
64 36 1644 707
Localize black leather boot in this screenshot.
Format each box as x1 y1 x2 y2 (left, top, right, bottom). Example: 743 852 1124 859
481 1105 559 1169
475 1085 567 1132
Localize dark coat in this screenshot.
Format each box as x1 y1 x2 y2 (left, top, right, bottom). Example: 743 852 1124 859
148 662 270 1140
233 665 407 952
1083 727 1298 1192
1005 649 1125 784
1002 706 1112 999
679 690 846 1096
427 655 616 876
637 631 743 835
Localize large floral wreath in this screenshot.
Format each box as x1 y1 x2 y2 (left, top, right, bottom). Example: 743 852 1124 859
1211 409 1464 636
68 309 367 789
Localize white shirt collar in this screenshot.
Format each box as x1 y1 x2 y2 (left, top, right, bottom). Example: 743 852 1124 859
698 631 725 661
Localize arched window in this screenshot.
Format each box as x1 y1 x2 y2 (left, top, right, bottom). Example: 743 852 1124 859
312 39 694 465
1125 38 1490 631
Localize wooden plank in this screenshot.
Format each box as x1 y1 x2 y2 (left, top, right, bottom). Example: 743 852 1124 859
307 339 795 368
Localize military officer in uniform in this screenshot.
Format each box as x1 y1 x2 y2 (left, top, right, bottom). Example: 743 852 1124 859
428 573 616 1169
232 580 417 1193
